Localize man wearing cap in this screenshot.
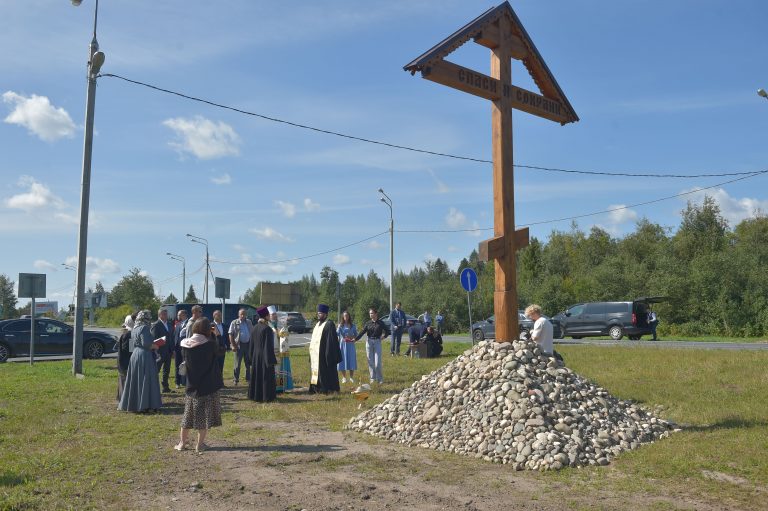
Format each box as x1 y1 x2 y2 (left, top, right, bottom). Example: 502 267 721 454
228 308 254 385
309 304 343 394
248 306 278 402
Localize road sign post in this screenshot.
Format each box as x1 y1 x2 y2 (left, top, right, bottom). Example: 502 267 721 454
18 273 46 365
460 268 479 344
215 277 231 330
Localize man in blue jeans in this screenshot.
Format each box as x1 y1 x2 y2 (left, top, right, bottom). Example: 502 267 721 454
228 308 254 385
389 302 406 356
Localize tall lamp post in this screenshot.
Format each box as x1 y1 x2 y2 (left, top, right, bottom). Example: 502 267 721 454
186 234 210 303
378 188 394 314
72 0 106 375
758 88 768 101
166 252 186 301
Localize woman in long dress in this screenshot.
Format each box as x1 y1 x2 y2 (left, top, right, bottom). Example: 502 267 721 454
337 310 358 384
174 317 224 453
118 310 162 413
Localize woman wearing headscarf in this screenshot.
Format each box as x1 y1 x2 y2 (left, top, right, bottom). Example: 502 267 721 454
118 310 163 413
175 317 224 452
116 312 136 402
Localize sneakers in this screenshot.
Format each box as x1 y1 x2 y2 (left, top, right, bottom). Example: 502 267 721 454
349 377 355 384
341 377 348 384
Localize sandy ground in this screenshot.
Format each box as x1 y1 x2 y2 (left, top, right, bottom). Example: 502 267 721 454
123 388 742 511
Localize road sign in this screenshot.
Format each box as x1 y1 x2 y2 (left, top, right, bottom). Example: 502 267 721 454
215 277 231 300
460 268 478 292
18 273 46 298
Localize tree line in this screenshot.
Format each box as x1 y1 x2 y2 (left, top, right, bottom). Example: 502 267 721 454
3 196 766 336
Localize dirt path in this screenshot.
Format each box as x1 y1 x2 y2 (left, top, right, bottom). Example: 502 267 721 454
125 390 736 511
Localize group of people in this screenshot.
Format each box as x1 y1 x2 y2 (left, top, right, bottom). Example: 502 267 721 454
388 302 444 358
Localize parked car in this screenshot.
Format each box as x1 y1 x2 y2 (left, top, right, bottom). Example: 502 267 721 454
472 311 560 343
0 318 118 362
552 297 666 341
275 311 310 333
380 314 420 332
160 303 258 330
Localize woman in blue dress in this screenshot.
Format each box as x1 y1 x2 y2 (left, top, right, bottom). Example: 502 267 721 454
118 310 163 413
337 310 358 384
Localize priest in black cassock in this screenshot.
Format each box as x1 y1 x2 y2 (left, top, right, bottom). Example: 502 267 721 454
309 303 343 394
248 306 278 402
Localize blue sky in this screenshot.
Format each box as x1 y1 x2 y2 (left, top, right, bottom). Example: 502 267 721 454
2 0 767 307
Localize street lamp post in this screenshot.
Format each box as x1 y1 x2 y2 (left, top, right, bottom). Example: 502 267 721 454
186 234 210 303
378 188 394 314
72 0 106 375
166 252 186 300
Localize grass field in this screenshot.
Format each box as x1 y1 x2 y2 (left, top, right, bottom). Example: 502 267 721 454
1 342 766 510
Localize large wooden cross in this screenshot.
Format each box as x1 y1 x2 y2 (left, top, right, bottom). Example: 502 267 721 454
405 2 578 342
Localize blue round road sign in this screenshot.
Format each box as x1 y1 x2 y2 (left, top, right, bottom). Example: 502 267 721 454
460 267 478 292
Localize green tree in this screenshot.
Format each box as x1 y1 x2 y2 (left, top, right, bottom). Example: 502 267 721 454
674 195 729 260
0 274 18 319
164 292 179 304
184 285 199 304
240 285 260 306
109 268 158 309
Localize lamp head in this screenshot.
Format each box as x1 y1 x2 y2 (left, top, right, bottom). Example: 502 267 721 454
758 88 768 98
380 197 386 203
90 51 105 74
71 0 83 5
378 188 384 193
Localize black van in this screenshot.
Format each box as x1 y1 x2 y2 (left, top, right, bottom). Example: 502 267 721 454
159 303 258 330
552 297 666 341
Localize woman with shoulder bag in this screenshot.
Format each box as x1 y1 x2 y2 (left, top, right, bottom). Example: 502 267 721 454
175 318 224 453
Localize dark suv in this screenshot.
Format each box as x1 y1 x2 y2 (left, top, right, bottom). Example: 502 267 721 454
553 297 665 341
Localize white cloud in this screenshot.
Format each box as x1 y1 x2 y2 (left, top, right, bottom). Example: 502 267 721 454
447 246 459 253
163 116 240 159
446 207 467 228
53 212 80 225
276 200 297 218
424 253 437 262
606 205 639 225
468 221 483 237
2 91 76 141
366 240 384 250
426 168 450 194
33 259 57 271
210 172 232 185
304 198 320 211
4 176 66 212
683 188 768 227
65 256 120 281
250 227 293 242
333 254 351 265
232 244 246 252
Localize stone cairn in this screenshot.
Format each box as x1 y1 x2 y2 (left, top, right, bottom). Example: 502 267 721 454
347 339 675 470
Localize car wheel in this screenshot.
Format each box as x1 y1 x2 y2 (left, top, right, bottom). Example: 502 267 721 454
472 329 485 343
571 336 582 339
84 340 104 359
628 335 641 341
0 342 10 362
609 326 624 341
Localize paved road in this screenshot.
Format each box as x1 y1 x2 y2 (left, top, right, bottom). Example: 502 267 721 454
8 329 767 362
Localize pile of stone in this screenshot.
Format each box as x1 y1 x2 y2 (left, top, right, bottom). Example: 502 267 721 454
347 339 675 470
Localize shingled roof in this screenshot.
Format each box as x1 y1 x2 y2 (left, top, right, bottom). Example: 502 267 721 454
404 1 578 124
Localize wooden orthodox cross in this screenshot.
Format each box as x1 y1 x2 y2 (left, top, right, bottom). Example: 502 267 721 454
405 2 578 342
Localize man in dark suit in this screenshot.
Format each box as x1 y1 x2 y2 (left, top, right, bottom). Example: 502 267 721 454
151 308 175 393
172 309 188 388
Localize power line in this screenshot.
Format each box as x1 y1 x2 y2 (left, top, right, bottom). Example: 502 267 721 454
101 73 764 179
210 231 389 265
396 170 768 233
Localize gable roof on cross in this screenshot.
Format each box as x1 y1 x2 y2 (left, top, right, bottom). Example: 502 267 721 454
403 1 578 125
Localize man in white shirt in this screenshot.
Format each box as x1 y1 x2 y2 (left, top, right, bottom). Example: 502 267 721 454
524 304 554 355
228 308 254 385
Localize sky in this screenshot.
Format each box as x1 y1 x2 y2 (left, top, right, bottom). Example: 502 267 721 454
2 0 767 308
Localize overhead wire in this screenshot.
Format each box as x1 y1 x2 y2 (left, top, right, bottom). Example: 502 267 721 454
100 73 764 179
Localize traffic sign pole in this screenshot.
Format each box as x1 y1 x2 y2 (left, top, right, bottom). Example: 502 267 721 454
460 268 478 344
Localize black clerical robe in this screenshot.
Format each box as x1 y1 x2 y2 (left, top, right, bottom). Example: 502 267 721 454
248 321 278 402
309 319 343 394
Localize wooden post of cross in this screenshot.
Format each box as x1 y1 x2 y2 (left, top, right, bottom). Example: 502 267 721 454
404 2 578 343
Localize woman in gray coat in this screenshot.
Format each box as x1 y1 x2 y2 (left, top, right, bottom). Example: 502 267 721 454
118 310 163 413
